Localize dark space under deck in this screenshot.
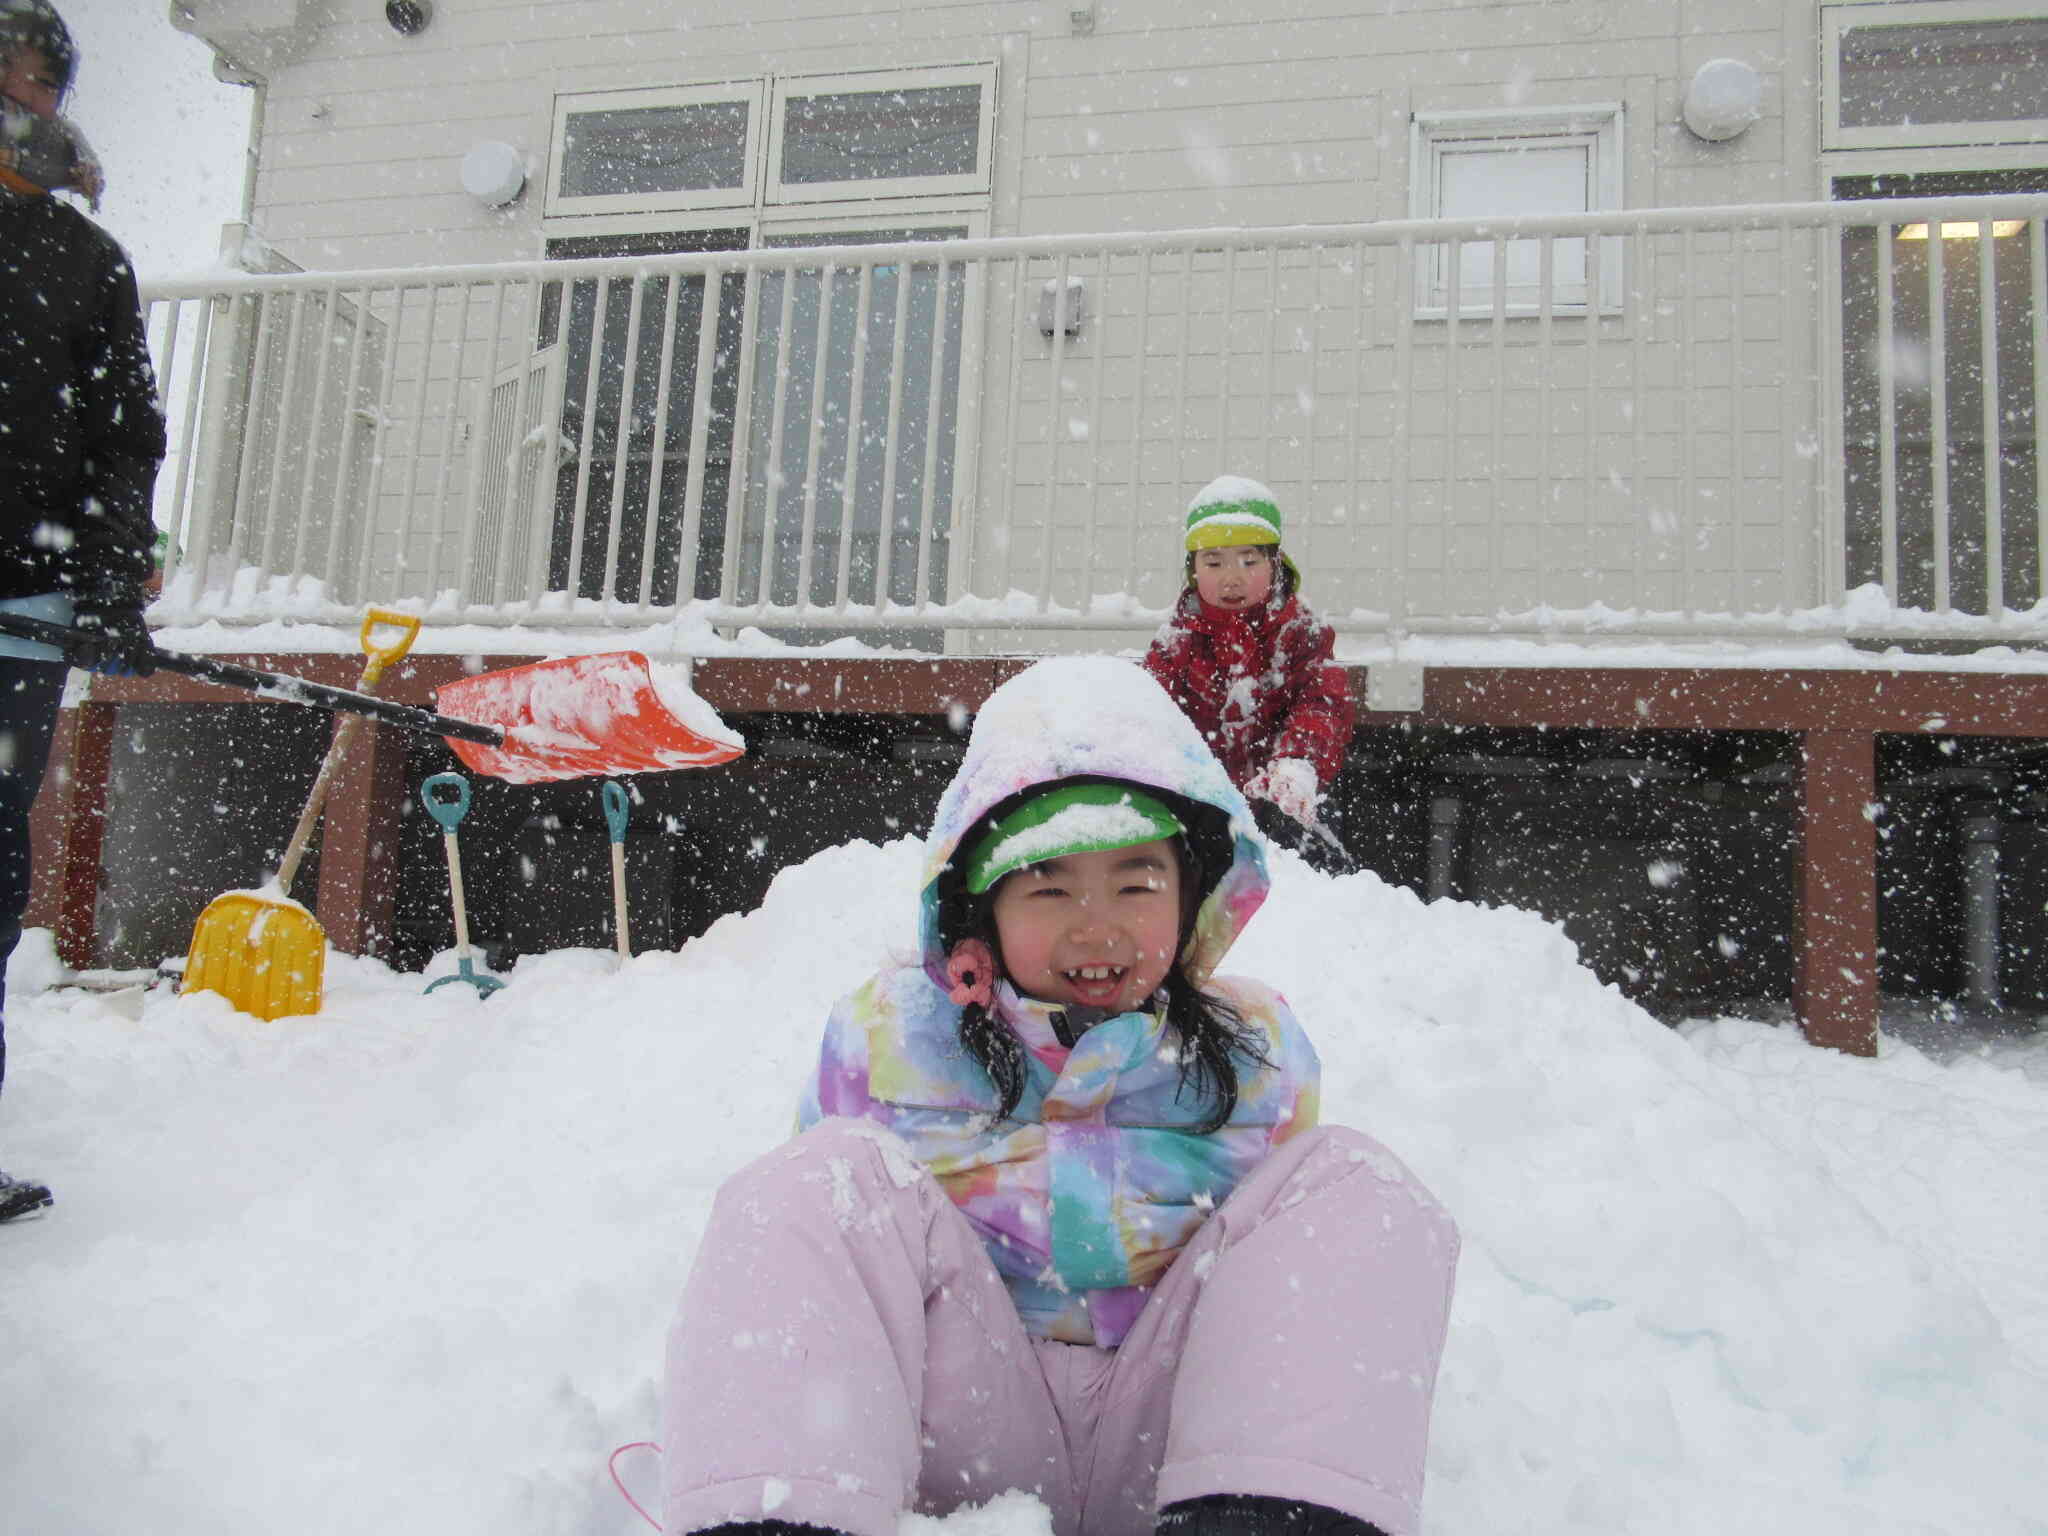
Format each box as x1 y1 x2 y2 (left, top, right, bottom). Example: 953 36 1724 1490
28 656 2048 1056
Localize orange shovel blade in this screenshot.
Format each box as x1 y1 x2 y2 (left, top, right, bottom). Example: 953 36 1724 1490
435 652 744 785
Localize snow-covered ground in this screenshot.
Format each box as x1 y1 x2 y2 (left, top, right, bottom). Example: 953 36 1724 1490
3 841 2045 1535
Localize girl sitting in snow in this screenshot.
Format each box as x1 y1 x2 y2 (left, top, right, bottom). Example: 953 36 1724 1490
1143 477 1358 875
663 657 1457 1536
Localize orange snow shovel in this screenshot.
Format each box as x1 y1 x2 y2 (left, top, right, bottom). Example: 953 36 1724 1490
434 651 744 785
0 614 745 788
183 609 422 1020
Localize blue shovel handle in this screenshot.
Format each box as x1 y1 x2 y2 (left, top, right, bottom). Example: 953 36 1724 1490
601 780 630 845
421 771 471 832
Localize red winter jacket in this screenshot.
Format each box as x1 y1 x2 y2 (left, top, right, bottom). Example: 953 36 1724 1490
1142 578 1356 791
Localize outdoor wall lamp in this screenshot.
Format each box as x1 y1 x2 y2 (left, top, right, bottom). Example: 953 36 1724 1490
462 141 527 208
385 0 433 37
1681 58 1762 142
1038 276 1087 338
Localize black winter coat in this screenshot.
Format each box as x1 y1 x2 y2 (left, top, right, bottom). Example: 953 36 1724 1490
1 187 164 605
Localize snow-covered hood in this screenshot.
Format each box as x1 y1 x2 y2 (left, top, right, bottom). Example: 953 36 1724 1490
918 656 1268 986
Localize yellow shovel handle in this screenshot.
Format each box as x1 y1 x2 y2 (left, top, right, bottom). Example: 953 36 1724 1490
357 608 422 689
273 608 422 894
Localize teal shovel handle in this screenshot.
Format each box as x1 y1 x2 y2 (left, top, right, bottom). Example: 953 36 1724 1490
422 772 471 832
602 780 630 845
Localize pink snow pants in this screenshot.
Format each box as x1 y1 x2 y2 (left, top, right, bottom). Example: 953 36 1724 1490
663 1119 1458 1536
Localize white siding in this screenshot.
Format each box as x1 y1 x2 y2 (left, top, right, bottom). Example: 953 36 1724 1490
242 1 1811 268
206 1 1838 633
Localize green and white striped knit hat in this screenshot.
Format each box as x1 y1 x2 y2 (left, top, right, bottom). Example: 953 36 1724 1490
1184 475 1282 552
1181 474 1300 590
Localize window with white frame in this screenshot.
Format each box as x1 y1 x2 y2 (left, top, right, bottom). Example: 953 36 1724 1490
1824 1 2048 151
738 221 974 638
546 81 765 217
1409 105 1624 317
548 63 995 219
769 65 996 203
534 65 994 621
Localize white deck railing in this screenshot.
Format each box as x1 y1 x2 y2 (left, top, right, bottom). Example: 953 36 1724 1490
139 194 2048 647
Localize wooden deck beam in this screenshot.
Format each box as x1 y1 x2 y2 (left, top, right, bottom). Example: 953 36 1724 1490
313 718 409 959
77 654 2048 736
24 699 114 972
1792 731 1881 1056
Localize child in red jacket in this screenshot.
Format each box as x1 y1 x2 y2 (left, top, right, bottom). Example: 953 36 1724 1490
1142 476 1358 874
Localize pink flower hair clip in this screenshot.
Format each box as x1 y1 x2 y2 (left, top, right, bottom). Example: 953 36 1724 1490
944 939 995 1009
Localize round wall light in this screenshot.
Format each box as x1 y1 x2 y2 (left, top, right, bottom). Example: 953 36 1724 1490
1682 58 1763 142
461 141 527 209
386 0 433 38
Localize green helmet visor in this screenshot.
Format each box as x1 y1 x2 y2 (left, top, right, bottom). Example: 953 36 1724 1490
962 782 1185 895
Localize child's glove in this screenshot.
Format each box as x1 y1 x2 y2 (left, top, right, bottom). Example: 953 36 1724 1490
1247 757 1319 824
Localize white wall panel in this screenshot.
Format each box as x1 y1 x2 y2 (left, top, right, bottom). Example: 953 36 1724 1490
150 2 1907 639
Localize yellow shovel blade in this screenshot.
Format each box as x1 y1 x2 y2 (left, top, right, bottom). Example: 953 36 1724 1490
183 892 327 1021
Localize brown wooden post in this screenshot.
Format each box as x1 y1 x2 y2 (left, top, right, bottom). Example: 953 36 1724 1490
32 699 116 971
22 702 78 933
314 719 408 959
1793 729 1880 1055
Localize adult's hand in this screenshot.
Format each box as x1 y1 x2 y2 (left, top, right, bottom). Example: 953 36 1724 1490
69 596 158 677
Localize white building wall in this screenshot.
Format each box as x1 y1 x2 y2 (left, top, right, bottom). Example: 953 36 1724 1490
243 2 1808 264
195 1 1836 629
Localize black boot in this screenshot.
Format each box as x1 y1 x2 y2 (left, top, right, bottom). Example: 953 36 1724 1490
0 1168 54 1223
692 1523 851 1536
1158 1494 1389 1536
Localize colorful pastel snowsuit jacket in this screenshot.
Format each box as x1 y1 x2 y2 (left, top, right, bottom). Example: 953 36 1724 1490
799 658 1320 1347
1141 577 1355 791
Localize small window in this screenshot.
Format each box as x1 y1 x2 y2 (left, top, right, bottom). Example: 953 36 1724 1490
1410 106 1624 316
1824 2 2048 150
547 82 765 217
767 64 996 204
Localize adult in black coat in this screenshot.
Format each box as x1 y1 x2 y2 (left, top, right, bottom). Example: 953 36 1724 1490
1 0 166 1222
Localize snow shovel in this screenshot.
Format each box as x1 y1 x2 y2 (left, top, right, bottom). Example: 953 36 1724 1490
0 614 744 785
435 650 744 785
420 772 504 999
182 609 422 1021
602 780 632 964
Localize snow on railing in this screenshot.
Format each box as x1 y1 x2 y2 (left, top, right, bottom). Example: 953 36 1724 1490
138 195 2048 647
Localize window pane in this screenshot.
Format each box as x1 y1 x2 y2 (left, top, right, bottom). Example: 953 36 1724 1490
560 99 750 198
1439 142 1589 217
540 229 750 605
780 84 981 184
1840 17 2048 129
739 228 966 646
1439 143 1590 294
1835 171 2046 615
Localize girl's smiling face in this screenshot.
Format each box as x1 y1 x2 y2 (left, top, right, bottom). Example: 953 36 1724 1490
1191 544 1275 610
990 839 1183 1013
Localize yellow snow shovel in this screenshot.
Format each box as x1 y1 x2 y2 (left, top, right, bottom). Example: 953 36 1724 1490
183 609 422 1020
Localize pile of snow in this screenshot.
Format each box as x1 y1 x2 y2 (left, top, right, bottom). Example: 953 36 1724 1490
3 844 2044 1535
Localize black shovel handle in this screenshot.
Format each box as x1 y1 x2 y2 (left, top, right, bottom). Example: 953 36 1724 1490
0 612 506 748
